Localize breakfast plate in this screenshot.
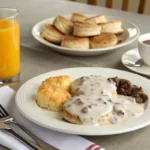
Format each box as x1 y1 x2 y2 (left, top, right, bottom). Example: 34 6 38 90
122 48 150 77
32 15 140 56
16 67 150 135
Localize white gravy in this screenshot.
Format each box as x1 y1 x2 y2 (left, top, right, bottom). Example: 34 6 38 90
64 75 146 126
64 95 112 125
111 95 145 124
71 75 116 97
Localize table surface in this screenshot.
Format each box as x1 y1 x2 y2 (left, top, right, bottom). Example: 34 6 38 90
1 0 150 150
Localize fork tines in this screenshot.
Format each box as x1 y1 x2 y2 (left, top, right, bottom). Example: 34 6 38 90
0 104 9 118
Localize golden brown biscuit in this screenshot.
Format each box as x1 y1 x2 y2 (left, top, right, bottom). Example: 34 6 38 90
41 24 63 44
99 20 123 34
61 35 89 50
35 85 71 112
73 22 101 37
42 75 73 92
71 13 88 23
53 16 73 35
90 33 117 48
84 15 107 24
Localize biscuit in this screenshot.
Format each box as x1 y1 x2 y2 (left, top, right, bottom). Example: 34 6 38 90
53 15 73 34
63 109 112 125
90 33 117 48
71 13 88 23
35 85 71 112
41 24 63 44
61 35 89 50
84 15 107 24
73 22 101 37
63 95 113 125
99 20 123 34
42 75 73 92
71 75 117 97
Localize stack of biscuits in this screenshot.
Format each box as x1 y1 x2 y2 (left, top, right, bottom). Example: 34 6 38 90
41 13 124 50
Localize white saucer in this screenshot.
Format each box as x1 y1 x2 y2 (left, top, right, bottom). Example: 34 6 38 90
122 48 150 77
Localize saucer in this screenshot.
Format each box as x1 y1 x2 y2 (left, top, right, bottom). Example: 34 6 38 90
121 48 150 77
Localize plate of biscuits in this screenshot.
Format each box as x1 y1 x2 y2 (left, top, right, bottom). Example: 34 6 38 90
16 67 150 135
32 13 140 56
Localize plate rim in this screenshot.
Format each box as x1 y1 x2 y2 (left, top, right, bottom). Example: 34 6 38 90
15 67 150 135
32 14 140 54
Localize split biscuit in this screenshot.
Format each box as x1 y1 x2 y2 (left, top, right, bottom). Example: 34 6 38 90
63 109 112 125
71 75 117 97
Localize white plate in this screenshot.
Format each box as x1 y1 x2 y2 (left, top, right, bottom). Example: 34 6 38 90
122 48 150 76
16 67 150 135
32 15 140 56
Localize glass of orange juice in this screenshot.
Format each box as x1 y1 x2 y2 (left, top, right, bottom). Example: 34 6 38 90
0 8 20 86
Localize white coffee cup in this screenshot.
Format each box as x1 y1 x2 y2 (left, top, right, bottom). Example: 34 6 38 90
138 33 150 66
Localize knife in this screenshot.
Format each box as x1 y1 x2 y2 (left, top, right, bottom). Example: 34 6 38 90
17 124 57 150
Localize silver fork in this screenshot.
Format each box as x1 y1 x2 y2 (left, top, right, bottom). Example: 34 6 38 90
0 105 55 150
0 122 44 150
0 104 44 150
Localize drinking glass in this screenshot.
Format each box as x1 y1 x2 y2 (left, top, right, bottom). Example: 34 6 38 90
0 8 20 86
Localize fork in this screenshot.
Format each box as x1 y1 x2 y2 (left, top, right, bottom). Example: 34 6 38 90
0 104 55 150
0 122 43 150
0 104 44 150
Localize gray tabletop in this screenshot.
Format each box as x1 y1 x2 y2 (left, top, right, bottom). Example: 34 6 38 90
1 0 150 150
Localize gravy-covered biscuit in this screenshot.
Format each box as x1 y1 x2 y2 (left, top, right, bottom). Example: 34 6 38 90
71 75 117 97
63 95 113 125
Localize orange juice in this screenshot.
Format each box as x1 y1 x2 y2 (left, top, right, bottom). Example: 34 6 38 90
0 19 20 78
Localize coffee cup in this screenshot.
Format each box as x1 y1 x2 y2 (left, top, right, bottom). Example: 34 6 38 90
138 33 150 66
